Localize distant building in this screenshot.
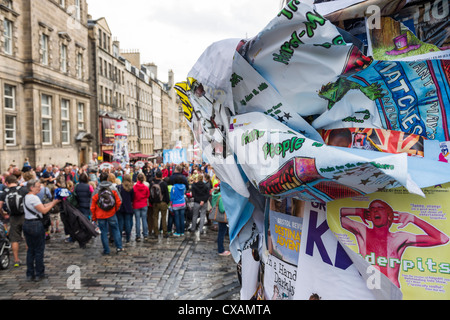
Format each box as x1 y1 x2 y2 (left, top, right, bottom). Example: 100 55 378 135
0 0 93 172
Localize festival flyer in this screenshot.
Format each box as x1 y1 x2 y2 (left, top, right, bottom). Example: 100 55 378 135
294 201 383 300
263 198 304 300
322 127 425 157
327 183 450 299
228 112 424 203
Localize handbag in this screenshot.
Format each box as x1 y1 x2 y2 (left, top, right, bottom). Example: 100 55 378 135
209 196 227 223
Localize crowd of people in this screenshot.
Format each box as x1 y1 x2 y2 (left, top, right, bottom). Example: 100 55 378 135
0 156 231 282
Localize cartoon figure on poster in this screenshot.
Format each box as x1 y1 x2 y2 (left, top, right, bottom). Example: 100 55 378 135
439 142 449 163
113 120 129 168
339 200 449 288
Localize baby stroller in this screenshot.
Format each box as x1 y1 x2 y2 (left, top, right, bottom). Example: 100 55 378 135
0 222 11 270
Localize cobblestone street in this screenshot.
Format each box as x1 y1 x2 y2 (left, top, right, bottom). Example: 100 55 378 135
0 226 240 300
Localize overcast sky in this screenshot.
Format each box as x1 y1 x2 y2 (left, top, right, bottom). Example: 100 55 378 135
87 0 283 84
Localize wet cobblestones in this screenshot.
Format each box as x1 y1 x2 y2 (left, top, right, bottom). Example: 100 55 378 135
0 225 240 300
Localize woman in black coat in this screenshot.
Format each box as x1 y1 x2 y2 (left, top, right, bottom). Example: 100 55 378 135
74 173 93 220
116 174 134 243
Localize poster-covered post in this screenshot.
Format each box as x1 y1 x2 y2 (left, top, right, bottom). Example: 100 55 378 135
113 120 129 169
327 183 450 299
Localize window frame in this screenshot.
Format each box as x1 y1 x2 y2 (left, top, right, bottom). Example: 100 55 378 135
41 94 52 145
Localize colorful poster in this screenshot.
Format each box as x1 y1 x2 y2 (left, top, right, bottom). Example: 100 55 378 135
313 59 450 142
113 120 129 168
263 198 304 300
367 17 441 61
294 201 385 300
439 141 450 162
327 183 450 299
322 127 425 157
229 112 424 203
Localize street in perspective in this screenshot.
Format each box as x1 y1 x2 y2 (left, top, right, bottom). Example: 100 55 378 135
0 227 239 300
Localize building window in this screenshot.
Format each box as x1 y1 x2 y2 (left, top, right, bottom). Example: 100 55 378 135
5 115 16 146
3 0 13 9
77 53 83 79
74 0 81 20
3 19 12 55
60 44 67 73
61 99 70 144
59 0 65 8
42 94 52 144
4 84 15 110
77 102 84 130
41 34 49 65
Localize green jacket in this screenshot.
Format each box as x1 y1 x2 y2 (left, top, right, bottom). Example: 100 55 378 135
211 190 225 213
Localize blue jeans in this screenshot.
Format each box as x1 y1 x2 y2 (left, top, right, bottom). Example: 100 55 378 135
23 220 46 278
173 208 185 235
134 206 148 238
117 211 133 242
97 215 122 254
79 207 91 220
217 222 228 254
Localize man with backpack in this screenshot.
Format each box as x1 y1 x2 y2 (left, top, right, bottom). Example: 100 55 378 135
0 175 28 267
90 172 123 254
149 170 170 238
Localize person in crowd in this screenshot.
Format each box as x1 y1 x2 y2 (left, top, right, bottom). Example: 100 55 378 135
161 163 171 179
170 174 187 237
133 173 150 241
190 174 211 238
204 174 213 226
42 164 55 185
88 152 99 173
90 172 123 255
22 179 60 281
211 183 230 256
116 174 134 243
166 177 174 236
62 165 74 183
149 170 170 238
0 175 29 267
74 173 93 221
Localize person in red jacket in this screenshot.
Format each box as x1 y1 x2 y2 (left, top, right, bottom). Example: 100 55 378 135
133 173 150 241
91 172 123 254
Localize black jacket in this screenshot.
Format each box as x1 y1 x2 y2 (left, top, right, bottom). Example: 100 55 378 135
75 182 92 209
149 179 170 204
191 181 211 203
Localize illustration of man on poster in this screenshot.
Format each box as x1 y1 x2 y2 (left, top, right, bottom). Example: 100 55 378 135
340 200 449 288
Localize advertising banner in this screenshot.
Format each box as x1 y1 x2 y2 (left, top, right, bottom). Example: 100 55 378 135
101 117 115 145
327 183 450 299
113 120 129 168
163 148 187 164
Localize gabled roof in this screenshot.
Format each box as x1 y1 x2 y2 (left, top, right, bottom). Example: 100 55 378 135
91 17 112 35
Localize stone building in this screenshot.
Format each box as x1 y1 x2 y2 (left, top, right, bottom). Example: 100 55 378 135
87 16 127 161
122 52 154 158
87 17 163 162
0 0 93 172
